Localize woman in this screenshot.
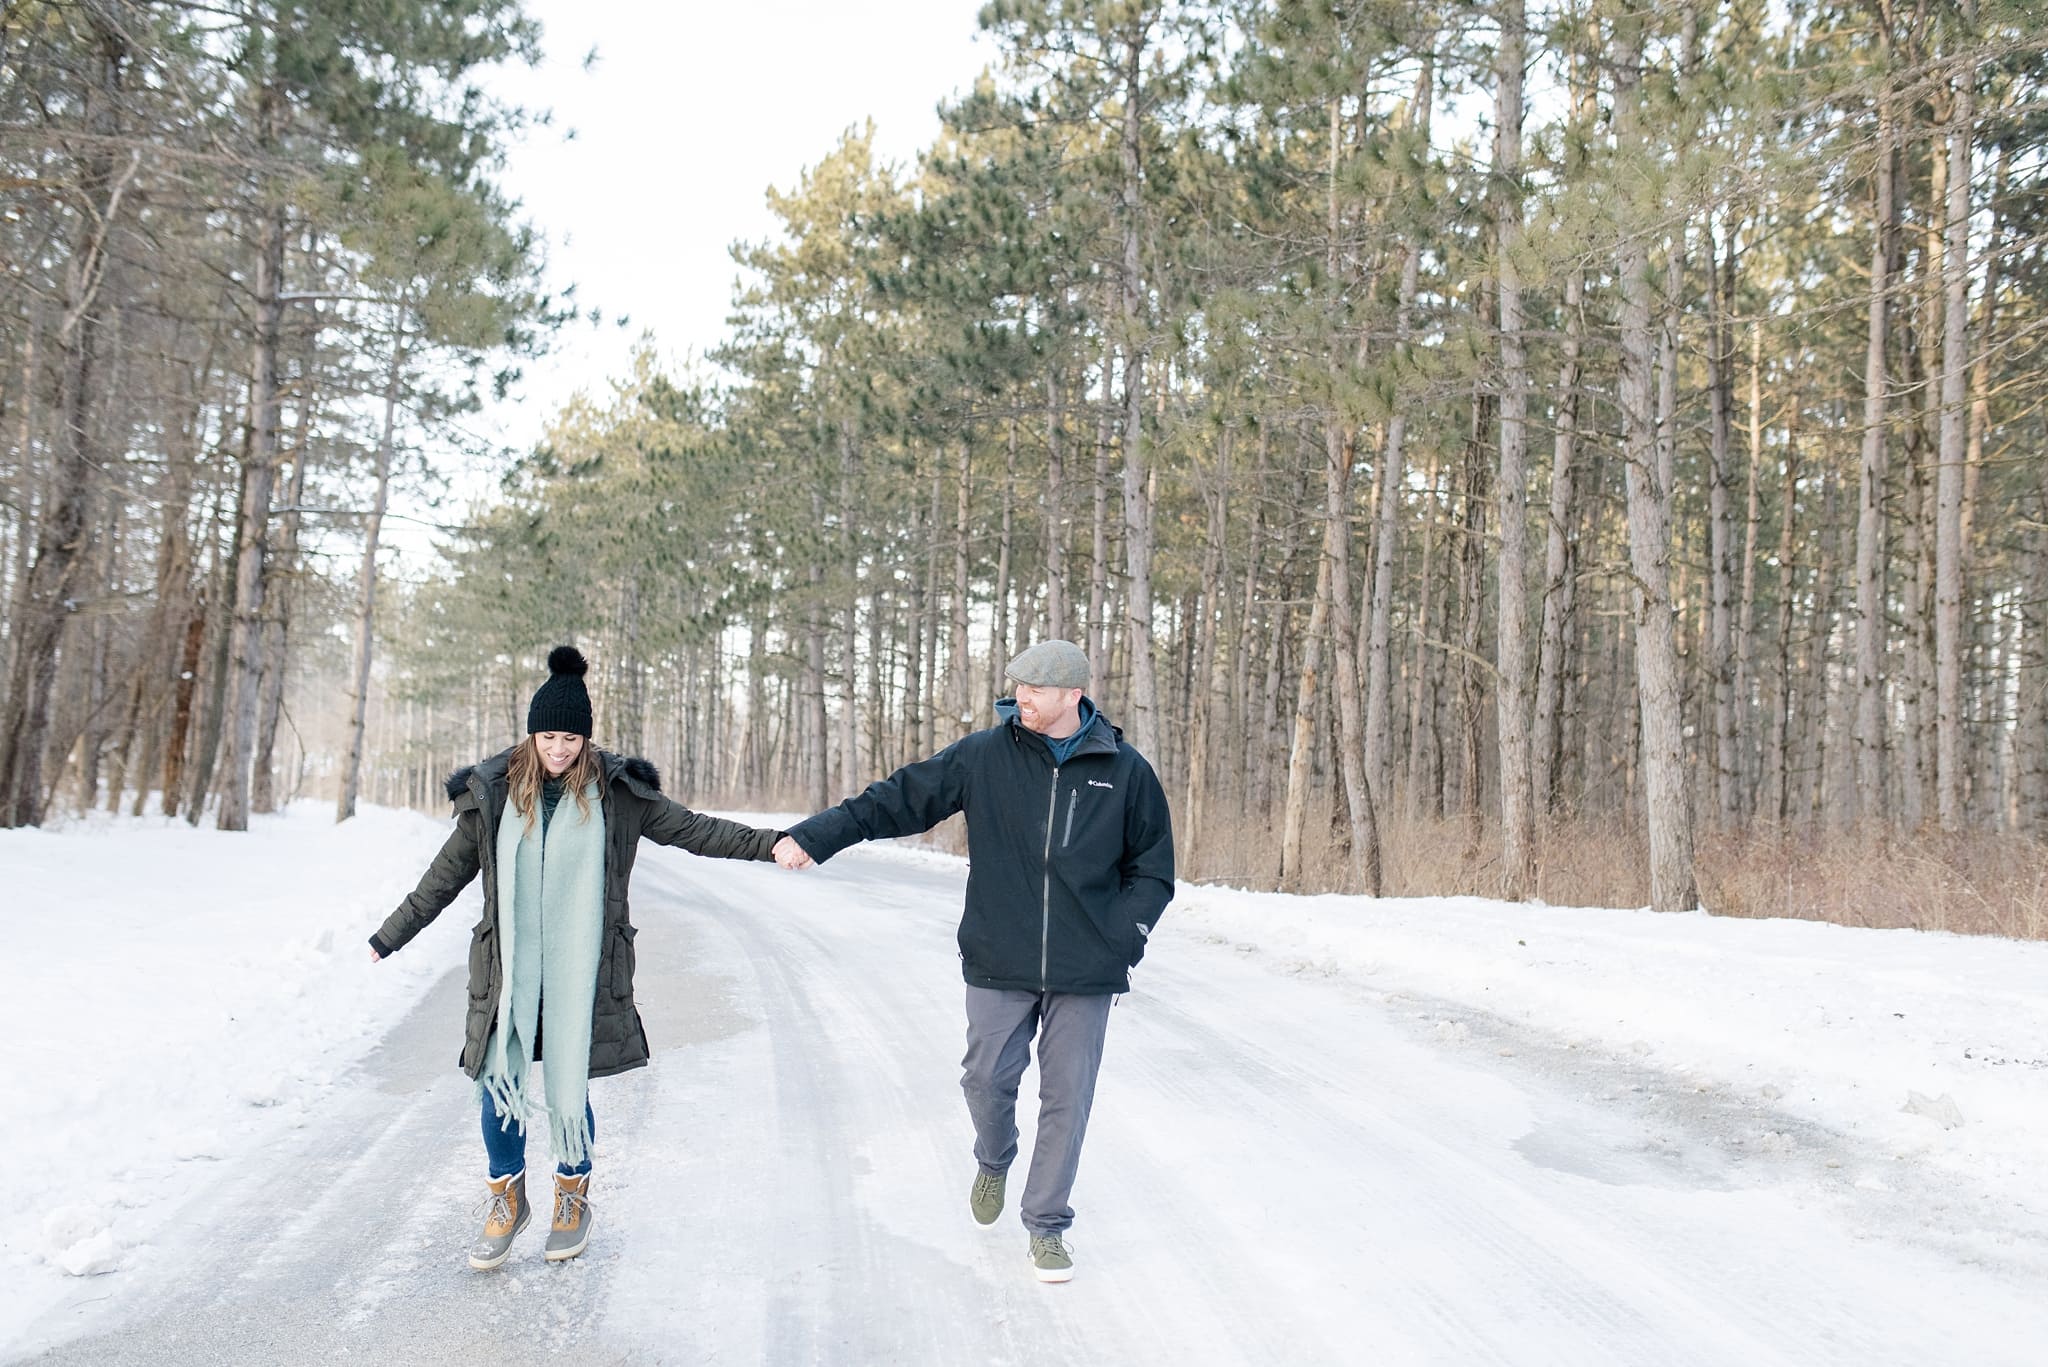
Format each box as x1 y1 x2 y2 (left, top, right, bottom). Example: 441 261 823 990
368 646 779 1269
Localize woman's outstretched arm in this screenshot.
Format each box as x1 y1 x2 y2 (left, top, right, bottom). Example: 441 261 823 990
369 811 483 958
639 798 779 861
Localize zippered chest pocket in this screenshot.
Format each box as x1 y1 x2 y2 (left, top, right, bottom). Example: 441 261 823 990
1061 787 1080 848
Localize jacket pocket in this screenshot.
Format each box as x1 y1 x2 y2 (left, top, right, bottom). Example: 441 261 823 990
607 922 639 1000
956 909 996 975
1061 788 1079 848
466 921 497 1002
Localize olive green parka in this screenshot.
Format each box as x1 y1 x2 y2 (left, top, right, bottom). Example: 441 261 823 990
369 748 777 1080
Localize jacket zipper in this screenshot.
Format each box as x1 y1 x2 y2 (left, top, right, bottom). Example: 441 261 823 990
1041 764 1059 991
1062 788 1078 848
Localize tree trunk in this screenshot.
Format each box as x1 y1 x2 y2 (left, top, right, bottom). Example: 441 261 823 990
336 315 407 822
2022 456 2048 829
1616 11 1698 910
1457 396 1487 839
1044 373 1067 640
1089 340 1114 683
1366 50 1432 816
904 484 926 767
1768 428 1801 825
1117 28 1158 756
948 440 972 738
1963 143 2005 823
838 422 861 793
1853 101 1896 824
1407 450 1442 817
1735 322 1764 815
215 145 288 832
1326 424 1381 896
615 577 646 757
805 484 830 812
1230 428 1267 815
1255 454 1300 817
1534 304 1582 821
1535 3 1599 823
1493 0 1533 898
162 475 225 820
1934 67 1973 830
992 419 1016 686
1187 430 1228 855
1707 219 1742 827
2 302 39 690
1279 542 1331 893
923 461 943 756
65 499 121 814
185 482 240 826
251 370 316 815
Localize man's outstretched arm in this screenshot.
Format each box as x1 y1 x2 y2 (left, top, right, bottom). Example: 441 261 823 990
782 742 969 867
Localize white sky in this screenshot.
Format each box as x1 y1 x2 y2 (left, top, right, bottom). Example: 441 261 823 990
376 1 992 567
477 0 993 453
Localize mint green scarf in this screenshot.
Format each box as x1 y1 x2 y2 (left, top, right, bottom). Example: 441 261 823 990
480 780 606 1169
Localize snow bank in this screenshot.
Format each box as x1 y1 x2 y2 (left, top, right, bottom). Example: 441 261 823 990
1166 886 2048 1194
0 801 466 1338
855 842 2048 1201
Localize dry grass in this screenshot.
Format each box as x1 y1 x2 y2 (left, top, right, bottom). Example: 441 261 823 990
816 785 2048 943
1180 797 2048 942
1180 800 1655 908
1698 827 2048 940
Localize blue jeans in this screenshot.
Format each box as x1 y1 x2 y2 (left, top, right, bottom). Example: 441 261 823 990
482 1093 595 1179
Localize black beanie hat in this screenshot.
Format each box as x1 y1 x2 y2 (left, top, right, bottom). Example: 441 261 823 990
527 645 593 737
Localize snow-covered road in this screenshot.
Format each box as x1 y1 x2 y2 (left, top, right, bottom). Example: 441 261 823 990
12 834 2048 1365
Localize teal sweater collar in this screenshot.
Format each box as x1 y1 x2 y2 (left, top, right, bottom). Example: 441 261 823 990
997 695 1103 765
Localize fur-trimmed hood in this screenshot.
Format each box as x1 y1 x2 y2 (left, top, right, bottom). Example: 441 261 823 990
444 748 663 806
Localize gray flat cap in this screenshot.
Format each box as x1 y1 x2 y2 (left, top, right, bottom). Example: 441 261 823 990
1005 639 1090 689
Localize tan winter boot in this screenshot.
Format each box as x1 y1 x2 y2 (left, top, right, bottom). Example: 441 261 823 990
544 1172 593 1262
469 1171 529 1270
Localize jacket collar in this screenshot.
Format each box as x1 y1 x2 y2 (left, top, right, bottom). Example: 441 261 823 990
445 747 665 811
995 696 1120 760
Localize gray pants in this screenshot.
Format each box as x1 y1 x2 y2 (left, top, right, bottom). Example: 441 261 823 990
960 985 1113 1235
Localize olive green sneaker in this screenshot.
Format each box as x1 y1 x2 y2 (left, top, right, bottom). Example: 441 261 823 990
1029 1232 1074 1283
969 1168 1006 1226
468 1171 530 1270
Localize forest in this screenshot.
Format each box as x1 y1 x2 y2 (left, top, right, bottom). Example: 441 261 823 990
2 0 2042 932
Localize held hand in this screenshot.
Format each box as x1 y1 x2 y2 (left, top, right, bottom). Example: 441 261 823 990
773 836 815 870
370 946 382 963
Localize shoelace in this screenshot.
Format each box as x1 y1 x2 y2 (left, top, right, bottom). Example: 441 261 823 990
974 1173 1002 1198
554 1186 592 1226
472 1188 516 1229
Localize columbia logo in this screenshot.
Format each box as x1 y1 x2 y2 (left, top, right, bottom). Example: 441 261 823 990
1087 780 1115 789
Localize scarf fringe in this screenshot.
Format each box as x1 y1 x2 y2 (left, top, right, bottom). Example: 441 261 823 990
549 1101 595 1170
475 1070 594 1169
478 1068 528 1132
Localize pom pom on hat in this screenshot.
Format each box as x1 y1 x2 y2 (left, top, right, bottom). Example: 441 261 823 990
547 644 589 678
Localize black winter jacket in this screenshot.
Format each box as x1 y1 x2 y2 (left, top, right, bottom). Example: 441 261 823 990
786 700 1175 995
369 748 778 1079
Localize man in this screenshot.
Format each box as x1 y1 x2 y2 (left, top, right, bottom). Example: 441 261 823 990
774 640 1174 1283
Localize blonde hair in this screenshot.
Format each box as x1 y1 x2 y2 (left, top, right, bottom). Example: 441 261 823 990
507 735 601 835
